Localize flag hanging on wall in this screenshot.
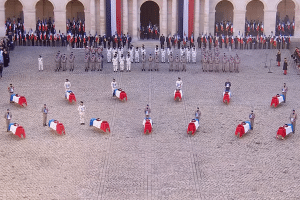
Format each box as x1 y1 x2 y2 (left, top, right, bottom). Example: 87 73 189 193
106 0 122 36
178 0 194 38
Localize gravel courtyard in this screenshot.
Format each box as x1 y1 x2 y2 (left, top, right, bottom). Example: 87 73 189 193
0 43 300 199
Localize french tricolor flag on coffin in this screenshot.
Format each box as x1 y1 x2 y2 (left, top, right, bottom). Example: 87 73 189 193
106 0 122 36
90 118 111 133
178 0 194 38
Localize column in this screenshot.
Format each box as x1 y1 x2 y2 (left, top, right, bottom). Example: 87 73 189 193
294 7 300 37
54 10 67 33
208 10 215 34
90 0 96 35
23 9 36 33
233 10 246 36
171 0 177 35
264 10 277 36
161 0 168 36
132 0 137 38
194 0 200 37
85 10 91 34
123 0 128 34
99 0 105 35
0 7 5 37
203 0 209 34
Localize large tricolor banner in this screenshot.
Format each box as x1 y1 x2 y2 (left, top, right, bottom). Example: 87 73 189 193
106 0 122 36
178 0 194 37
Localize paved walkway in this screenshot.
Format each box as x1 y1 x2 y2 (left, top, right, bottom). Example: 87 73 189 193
0 45 300 199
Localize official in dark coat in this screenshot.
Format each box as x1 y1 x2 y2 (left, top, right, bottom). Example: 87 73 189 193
283 58 288 75
3 50 9 67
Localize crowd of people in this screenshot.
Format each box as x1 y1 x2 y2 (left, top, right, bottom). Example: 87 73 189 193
275 15 295 36
215 21 234 36
244 20 264 36
140 22 160 40
0 38 11 78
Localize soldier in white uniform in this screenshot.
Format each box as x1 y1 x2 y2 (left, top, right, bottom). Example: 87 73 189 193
141 53 146 71
134 46 139 63
119 54 125 72
112 54 118 72
107 46 112 63
111 78 117 96
192 47 197 63
186 46 191 63
38 55 43 71
112 47 117 59
180 46 185 57
69 52 75 71
154 45 160 57
141 45 146 57
64 79 71 92
126 53 131 72
161 47 166 63
176 77 183 90
78 101 86 125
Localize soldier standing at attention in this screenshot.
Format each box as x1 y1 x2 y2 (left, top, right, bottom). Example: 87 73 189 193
69 52 75 71
55 51 61 72
4 109 12 132
225 79 231 92
181 54 187 71
119 54 125 72
281 83 288 103
42 104 48 126
283 58 288 75
90 53 96 71
169 53 174 71
249 110 255 130
84 53 90 72
276 50 281 66
8 83 14 103
38 55 43 71
176 77 183 90
161 46 166 63
61 54 67 71
126 52 131 72
135 47 140 63
112 54 118 72
148 53 153 71
78 101 86 125
154 52 159 71
290 109 297 133
141 53 146 71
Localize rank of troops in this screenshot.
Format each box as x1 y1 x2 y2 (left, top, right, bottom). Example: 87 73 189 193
54 51 76 72
201 48 240 73
140 22 160 40
244 20 264 36
215 21 234 36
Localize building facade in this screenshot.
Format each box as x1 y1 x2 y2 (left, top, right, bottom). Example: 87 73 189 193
0 0 299 38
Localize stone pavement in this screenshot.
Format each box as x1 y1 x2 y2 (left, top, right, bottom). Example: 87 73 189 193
1 44 300 199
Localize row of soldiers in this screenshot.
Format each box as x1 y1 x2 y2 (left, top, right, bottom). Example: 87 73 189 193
84 47 104 71
215 21 234 36
54 51 75 72
201 49 240 73
245 20 264 36
196 34 291 50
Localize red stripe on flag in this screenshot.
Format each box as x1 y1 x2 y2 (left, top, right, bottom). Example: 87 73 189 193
116 0 122 35
188 0 194 37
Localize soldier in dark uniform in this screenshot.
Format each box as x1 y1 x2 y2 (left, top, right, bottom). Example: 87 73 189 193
197 34 201 48
160 34 165 49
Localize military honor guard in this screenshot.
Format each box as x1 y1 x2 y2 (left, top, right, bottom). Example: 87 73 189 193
55 51 61 72
134 47 139 63
107 46 112 63
126 53 131 72
84 53 90 72
148 54 153 71
111 78 117 97
119 54 125 72
61 54 67 71
8 83 14 103
276 50 281 66
161 47 166 63
169 53 174 71
112 54 118 72
69 52 75 71
283 58 288 75
154 52 159 71
192 47 197 63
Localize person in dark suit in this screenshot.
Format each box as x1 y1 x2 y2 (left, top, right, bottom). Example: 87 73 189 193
160 34 165 49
